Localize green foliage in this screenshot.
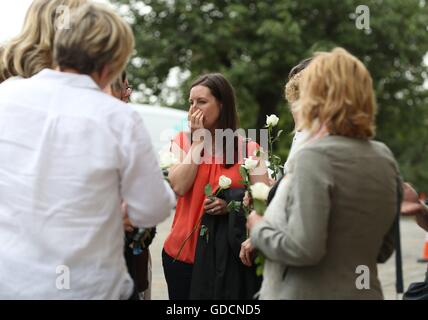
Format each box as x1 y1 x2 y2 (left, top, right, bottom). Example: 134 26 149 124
255 253 265 277
204 184 213 197
113 0 428 191
226 200 242 213
199 225 209 243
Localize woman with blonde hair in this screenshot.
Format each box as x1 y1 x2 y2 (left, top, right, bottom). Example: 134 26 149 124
0 0 87 83
247 47 402 299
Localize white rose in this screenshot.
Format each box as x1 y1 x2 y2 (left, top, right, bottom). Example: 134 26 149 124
266 114 279 127
250 182 271 201
243 157 258 171
159 151 178 169
218 175 232 189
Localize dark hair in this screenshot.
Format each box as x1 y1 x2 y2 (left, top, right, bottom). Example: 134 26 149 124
288 57 313 80
111 71 127 93
191 73 239 131
190 73 240 168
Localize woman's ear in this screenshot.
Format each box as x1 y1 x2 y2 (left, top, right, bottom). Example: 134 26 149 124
92 65 112 90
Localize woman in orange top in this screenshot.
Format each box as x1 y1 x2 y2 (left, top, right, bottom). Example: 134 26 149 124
163 73 269 300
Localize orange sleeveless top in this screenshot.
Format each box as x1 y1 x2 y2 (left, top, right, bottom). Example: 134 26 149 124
163 131 259 264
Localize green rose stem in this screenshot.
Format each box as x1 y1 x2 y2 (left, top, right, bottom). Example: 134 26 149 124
173 213 204 262
250 182 271 276
264 115 283 180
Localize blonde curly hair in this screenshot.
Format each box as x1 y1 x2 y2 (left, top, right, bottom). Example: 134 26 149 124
284 57 312 104
285 72 302 103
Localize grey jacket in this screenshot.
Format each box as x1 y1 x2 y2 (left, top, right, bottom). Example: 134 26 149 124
251 135 402 300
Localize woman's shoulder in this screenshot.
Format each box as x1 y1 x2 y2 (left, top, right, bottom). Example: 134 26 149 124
296 136 399 171
368 139 394 156
301 135 390 156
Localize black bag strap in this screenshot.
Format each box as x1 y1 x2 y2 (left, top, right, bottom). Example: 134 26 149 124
394 214 404 294
395 178 404 295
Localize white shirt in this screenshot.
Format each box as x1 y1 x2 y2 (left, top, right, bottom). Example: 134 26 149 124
0 69 175 299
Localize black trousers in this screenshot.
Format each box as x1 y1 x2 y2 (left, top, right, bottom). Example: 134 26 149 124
162 249 193 300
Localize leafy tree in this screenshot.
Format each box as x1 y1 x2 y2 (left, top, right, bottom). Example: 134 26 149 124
113 0 428 191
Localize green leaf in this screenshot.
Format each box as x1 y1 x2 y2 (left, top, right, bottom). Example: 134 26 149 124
272 130 284 144
255 254 265 277
239 166 249 182
253 199 267 216
204 184 213 197
227 200 242 213
200 225 207 236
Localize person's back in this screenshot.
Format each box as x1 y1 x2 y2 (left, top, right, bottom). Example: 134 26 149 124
0 2 174 299
0 69 172 299
282 136 398 299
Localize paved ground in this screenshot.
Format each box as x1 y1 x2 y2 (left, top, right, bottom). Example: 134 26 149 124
150 214 427 300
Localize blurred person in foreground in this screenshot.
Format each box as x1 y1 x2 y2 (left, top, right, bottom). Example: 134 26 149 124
247 47 402 299
0 3 174 299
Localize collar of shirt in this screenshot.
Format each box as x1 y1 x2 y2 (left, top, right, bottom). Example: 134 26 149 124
32 68 101 91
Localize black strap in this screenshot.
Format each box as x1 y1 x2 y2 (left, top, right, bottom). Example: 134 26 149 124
395 179 404 294
394 214 404 294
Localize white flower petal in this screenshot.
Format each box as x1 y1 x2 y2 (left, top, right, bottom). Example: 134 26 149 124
250 182 271 201
219 175 232 189
266 114 280 127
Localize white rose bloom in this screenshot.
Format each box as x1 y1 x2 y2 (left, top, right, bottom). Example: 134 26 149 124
159 151 178 169
266 114 279 127
250 182 271 201
218 175 232 189
243 157 258 171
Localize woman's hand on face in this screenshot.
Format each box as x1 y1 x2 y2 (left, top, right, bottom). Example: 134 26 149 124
239 238 255 267
204 197 228 215
189 108 205 133
246 210 263 231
